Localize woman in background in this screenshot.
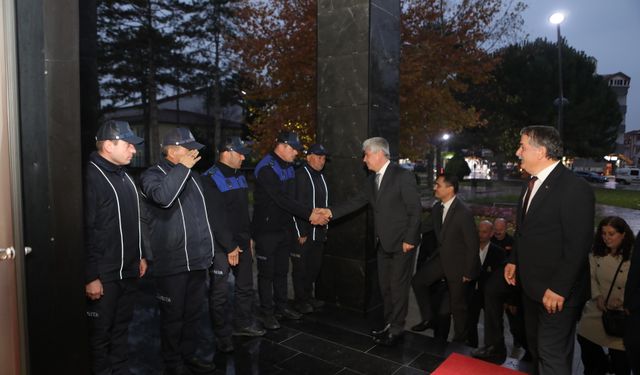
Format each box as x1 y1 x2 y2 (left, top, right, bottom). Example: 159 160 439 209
577 216 633 375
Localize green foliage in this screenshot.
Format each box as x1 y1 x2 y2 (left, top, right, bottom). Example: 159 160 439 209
593 188 640 210
466 38 621 160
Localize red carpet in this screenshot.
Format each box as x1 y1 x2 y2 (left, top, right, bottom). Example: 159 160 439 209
432 353 526 375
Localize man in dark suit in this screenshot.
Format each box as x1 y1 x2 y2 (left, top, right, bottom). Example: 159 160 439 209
326 137 422 346
504 126 594 374
467 220 506 349
411 174 480 342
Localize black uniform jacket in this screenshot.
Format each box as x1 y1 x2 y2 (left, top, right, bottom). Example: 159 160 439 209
84 151 143 283
293 162 328 242
201 162 251 254
252 152 312 235
140 158 214 276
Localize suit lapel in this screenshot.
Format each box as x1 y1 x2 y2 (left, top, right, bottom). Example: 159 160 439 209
525 163 564 220
440 198 457 238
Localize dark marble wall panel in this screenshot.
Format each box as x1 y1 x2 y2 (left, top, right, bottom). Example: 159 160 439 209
17 0 87 372
369 0 401 158
317 0 400 312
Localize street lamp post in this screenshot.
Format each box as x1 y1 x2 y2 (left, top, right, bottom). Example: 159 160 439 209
550 12 565 138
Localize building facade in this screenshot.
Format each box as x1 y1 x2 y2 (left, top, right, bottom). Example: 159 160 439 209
603 72 631 154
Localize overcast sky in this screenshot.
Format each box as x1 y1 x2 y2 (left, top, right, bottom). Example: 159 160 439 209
520 0 639 131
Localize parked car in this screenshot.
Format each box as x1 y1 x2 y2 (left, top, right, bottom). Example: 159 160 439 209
574 171 608 183
615 167 640 184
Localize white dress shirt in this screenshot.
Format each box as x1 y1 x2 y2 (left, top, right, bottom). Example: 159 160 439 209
525 161 560 212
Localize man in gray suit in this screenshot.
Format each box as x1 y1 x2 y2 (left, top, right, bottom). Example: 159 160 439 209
325 137 422 346
411 174 479 342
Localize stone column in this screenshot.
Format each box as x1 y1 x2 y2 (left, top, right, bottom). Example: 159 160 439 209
316 0 400 312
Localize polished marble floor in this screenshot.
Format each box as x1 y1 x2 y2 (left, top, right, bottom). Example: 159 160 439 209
128 277 534 375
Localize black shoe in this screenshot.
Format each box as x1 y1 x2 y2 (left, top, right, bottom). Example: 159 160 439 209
233 324 266 337
371 324 390 338
410 320 433 332
216 336 234 353
294 301 314 314
275 307 302 320
471 345 506 359
257 314 281 330
309 298 325 309
373 332 404 347
185 357 216 374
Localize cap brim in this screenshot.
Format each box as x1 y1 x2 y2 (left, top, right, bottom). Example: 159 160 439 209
182 141 205 150
290 142 304 151
235 146 252 155
122 135 145 145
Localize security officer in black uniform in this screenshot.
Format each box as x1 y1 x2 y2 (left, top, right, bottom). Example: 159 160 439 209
201 137 266 355
252 131 329 330
140 128 215 375
292 144 330 314
85 120 147 375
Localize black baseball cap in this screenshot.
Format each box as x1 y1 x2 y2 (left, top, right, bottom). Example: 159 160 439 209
218 136 252 155
307 143 329 156
276 131 303 151
161 128 204 150
95 120 144 145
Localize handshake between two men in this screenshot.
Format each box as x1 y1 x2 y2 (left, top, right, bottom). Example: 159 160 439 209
309 208 332 226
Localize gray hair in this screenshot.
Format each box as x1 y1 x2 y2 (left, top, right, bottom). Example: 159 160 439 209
520 126 563 160
479 220 493 229
362 137 390 158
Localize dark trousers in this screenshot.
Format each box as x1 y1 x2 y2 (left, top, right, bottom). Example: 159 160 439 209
291 239 324 302
483 271 527 350
467 286 484 348
429 279 452 342
86 278 138 375
522 293 581 375
378 245 416 335
255 230 292 315
624 312 640 375
578 334 630 375
209 245 255 338
155 270 207 369
412 254 469 341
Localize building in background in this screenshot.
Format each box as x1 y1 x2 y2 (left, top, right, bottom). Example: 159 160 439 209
603 72 631 154
105 88 247 168
624 130 640 166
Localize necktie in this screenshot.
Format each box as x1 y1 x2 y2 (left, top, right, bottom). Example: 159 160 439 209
375 173 382 191
440 202 446 223
521 176 538 220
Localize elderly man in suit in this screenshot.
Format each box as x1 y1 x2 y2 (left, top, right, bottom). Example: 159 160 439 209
466 220 506 349
325 137 422 346
505 125 594 374
411 173 479 343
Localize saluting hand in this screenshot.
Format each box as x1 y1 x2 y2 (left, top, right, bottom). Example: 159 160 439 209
179 149 201 169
